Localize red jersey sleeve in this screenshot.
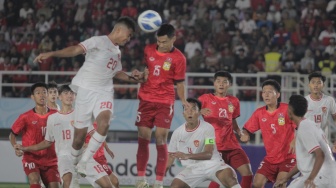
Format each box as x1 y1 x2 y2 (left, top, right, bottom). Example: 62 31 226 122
173 54 186 81
230 96 240 119
11 114 26 135
244 108 262 133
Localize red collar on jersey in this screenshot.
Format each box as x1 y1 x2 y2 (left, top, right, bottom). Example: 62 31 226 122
265 102 280 110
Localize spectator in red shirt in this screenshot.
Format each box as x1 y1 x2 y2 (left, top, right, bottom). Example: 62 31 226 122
121 1 138 19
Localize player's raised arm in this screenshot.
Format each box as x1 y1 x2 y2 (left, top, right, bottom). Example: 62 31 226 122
34 45 85 63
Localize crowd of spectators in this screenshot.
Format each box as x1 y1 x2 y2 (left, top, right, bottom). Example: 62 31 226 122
1 0 336 100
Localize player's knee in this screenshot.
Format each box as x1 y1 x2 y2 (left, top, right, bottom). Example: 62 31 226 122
252 181 264 188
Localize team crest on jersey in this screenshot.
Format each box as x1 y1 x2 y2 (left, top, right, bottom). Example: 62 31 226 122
322 107 327 113
194 140 199 147
163 57 172 71
278 113 285 126
70 120 75 127
228 102 234 113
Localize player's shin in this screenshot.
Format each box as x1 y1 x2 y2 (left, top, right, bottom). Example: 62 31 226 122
136 137 150 177
155 144 168 183
81 132 106 163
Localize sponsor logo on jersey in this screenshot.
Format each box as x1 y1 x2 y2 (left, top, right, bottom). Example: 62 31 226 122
179 140 185 143
163 57 172 71
164 119 170 123
149 57 155 61
194 140 199 147
54 123 61 126
32 121 37 124
262 118 267 122
228 102 234 113
211 101 216 105
278 113 285 126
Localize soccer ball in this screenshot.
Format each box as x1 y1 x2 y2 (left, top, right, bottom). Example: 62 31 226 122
137 10 162 33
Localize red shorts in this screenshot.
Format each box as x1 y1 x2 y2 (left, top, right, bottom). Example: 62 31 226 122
219 149 250 169
22 160 61 184
256 158 296 183
135 100 174 129
95 156 112 175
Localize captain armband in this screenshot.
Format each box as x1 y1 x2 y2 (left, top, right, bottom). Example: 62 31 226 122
205 138 215 145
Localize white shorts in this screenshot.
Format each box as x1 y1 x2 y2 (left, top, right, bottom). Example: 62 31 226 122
175 160 233 188
288 172 336 188
74 87 114 129
85 160 108 187
58 155 80 188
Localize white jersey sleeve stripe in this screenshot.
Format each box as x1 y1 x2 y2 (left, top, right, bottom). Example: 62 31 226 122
79 43 87 53
308 146 320 154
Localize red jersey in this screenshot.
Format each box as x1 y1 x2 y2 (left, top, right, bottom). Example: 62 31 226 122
199 94 241 151
85 123 105 162
11 108 58 166
138 44 186 105
244 103 296 164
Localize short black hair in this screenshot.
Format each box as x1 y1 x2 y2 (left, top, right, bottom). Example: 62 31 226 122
116 16 136 32
58 84 73 94
214 71 232 83
289 94 308 117
262 79 281 93
47 81 58 90
31 82 47 94
157 23 175 38
308 72 326 82
186 98 202 110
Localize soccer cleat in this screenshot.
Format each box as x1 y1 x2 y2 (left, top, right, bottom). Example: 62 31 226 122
76 161 87 177
135 180 149 188
152 184 163 188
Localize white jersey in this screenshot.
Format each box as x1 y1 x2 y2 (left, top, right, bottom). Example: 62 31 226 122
168 120 223 167
295 118 336 176
45 110 75 156
71 36 122 95
305 94 336 134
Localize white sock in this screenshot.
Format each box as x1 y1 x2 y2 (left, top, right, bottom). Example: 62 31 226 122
137 176 146 181
231 184 242 188
154 180 162 185
80 132 106 163
71 147 83 165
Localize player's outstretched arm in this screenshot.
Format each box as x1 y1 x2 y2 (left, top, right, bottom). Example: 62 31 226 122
166 153 176 172
176 81 190 108
173 144 214 161
104 141 114 159
114 71 146 83
34 45 85 63
240 129 250 143
288 136 296 154
19 140 53 152
232 119 243 137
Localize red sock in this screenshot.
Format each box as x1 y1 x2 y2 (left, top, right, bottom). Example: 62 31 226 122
155 144 168 181
208 181 220 188
241 175 253 188
30 184 41 188
136 137 150 176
